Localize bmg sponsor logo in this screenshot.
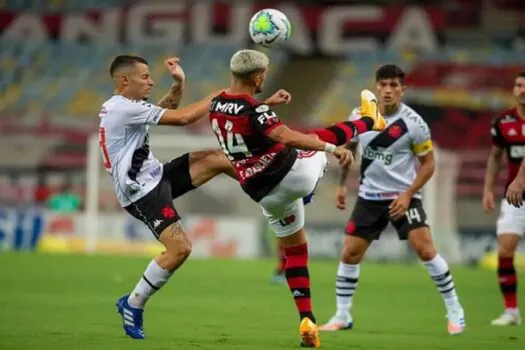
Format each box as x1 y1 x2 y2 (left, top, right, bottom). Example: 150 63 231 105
363 147 393 165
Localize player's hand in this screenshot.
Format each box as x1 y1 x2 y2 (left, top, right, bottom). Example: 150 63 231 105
333 146 354 167
482 190 496 212
265 89 291 106
164 57 186 83
335 185 347 210
506 179 524 208
389 192 412 220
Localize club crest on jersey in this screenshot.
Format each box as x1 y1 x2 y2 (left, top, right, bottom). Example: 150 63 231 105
388 125 403 138
363 146 393 165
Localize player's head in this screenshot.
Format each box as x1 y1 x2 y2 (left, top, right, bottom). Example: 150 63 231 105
513 71 525 106
375 64 406 109
110 55 154 100
230 49 269 94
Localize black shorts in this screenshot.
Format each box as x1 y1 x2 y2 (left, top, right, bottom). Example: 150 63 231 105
345 197 428 241
124 153 195 239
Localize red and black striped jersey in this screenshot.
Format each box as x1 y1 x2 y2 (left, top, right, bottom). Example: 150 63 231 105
209 92 297 202
491 107 525 189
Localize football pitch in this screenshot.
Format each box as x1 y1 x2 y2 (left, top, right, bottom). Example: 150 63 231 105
0 252 523 350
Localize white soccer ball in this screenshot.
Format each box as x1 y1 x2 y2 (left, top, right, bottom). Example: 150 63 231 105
249 9 291 47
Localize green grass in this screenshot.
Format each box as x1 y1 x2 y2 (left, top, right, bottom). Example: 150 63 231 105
0 252 523 349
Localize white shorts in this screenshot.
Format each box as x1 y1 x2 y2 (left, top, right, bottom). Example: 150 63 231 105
259 151 328 237
496 200 525 237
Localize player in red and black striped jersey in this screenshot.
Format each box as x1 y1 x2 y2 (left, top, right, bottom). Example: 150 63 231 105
209 49 385 348
483 71 525 326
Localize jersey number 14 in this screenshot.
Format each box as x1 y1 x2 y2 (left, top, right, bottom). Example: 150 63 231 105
211 119 252 160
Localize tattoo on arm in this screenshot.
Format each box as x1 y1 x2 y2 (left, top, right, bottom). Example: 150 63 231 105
158 82 184 109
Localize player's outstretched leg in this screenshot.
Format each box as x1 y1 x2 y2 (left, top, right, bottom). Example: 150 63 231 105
310 90 386 146
117 222 192 339
491 233 521 326
408 227 465 335
319 234 370 331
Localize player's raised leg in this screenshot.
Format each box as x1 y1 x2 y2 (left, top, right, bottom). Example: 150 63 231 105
491 204 522 326
310 90 386 146
406 225 465 335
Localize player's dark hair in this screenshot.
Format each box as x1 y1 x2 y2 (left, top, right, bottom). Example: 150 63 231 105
109 55 148 77
518 71 525 79
376 64 405 84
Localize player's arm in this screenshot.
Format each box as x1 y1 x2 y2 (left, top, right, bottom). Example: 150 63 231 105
335 141 359 210
157 81 183 110
268 124 336 152
158 91 220 126
389 118 434 219
157 57 185 109
407 150 435 197
338 141 359 185
483 118 506 210
483 146 504 196
506 157 525 207
256 108 352 165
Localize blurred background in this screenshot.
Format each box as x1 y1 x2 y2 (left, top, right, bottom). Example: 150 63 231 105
0 0 523 266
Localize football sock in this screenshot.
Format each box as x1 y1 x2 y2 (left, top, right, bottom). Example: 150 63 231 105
284 243 316 323
422 254 459 309
128 259 171 309
311 118 374 146
498 256 518 311
335 262 359 317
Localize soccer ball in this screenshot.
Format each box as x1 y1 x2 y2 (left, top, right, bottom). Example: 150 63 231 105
249 9 291 47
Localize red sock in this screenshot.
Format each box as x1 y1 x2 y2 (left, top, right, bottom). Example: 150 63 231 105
284 243 315 323
277 245 286 274
498 257 518 309
310 118 374 146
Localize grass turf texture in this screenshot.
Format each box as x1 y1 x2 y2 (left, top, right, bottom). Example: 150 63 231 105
0 252 523 349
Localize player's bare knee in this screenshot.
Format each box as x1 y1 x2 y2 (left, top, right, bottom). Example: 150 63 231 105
498 239 516 257
159 223 192 264
415 244 436 261
497 234 520 258
341 243 365 264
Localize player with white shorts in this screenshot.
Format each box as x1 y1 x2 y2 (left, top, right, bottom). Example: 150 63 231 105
482 71 525 326
209 49 385 348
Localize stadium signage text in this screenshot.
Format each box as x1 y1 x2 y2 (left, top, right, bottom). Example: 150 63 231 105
0 2 443 55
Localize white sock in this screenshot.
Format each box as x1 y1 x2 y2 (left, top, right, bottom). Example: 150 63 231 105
335 262 359 317
128 259 172 309
422 254 459 310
